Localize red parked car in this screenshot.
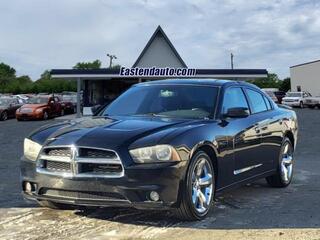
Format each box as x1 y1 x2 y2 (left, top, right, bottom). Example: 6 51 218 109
16 95 64 121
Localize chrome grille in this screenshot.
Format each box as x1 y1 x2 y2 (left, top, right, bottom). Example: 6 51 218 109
45 148 72 157
79 148 117 159
46 160 71 172
36 146 124 178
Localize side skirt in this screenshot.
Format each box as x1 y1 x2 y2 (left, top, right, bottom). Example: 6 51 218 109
215 169 276 196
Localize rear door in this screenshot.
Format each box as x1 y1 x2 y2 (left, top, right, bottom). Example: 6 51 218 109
244 88 278 172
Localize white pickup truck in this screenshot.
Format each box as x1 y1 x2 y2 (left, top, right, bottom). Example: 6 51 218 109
282 91 312 108
304 96 320 109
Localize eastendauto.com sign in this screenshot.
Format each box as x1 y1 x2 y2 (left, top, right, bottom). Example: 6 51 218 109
120 67 196 77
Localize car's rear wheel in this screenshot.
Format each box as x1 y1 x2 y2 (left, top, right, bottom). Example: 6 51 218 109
0 111 8 121
266 137 294 188
38 200 75 210
174 151 215 221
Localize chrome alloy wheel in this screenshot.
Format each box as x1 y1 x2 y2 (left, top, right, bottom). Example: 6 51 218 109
2 111 8 121
191 157 213 214
280 142 293 183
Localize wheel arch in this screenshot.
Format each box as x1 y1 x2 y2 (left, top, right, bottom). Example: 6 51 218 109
190 142 219 183
284 131 295 150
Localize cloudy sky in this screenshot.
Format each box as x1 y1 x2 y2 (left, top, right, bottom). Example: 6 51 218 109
1 0 320 80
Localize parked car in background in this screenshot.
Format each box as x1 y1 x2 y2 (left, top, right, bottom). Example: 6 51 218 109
262 89 278 103
282 91 312 108
16 95 63 121
14 94 29 104
0 97 23 121
274 91 286 104
304 96 320 109
60 94 77 114
21 79 298 220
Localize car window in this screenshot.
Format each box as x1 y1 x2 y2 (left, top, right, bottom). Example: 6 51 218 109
102 85 219 119
263 95 272 110
222 87 249 114
245 89 268 114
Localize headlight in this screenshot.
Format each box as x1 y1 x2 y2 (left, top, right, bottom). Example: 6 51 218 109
35 108 43 113
24 138 42 161
129 145 180 163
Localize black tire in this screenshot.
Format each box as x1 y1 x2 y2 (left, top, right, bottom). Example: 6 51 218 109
174 151 215 221
299 101 304 108
308 105 315 109
43 111 49 120
266 137 294 188
38 200 75 210
0 111 8 121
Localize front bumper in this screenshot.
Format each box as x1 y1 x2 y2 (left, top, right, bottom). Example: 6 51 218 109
16 112 43 120
21 157 187 210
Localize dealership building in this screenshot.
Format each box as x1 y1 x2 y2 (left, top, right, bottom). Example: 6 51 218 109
290 60 320 96
51 26 268 116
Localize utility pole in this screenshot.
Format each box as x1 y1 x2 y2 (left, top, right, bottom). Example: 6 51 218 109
107 53 117 68
230 53 234 69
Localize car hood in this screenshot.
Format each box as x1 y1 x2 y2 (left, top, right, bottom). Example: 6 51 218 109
283 97 300 100
35 116 205 150
21 104 47 109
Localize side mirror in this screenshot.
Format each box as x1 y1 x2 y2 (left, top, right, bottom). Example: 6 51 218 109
224 107 249 118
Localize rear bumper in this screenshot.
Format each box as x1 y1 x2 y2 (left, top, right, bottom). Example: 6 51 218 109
21 157 187 210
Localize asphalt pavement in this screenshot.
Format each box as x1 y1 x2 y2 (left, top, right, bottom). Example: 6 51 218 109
0 109 319 240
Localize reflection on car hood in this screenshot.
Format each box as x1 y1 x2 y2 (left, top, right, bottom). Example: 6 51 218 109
22 104 48 109
42 116 204 149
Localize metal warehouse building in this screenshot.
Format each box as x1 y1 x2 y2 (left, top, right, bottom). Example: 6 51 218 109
290 60 320 96
51 26 268 117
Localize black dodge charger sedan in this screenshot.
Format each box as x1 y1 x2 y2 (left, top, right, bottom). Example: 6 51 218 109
21 79 298 220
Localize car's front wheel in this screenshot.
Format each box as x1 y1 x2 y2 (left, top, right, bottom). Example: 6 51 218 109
266 137 294 187
300 101 304 108
174 151 215 221
0 111 8 121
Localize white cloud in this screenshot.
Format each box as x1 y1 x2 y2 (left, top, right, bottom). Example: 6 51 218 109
0 0 319 79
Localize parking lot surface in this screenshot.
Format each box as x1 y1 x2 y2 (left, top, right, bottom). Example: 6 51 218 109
0 109 320 240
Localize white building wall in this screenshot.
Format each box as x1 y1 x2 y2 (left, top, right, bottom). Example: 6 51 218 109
134 33 185 68
290 61 320 96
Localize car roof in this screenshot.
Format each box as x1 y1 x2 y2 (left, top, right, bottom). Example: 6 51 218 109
136 79 258 88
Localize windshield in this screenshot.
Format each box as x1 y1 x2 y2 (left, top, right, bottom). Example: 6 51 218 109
0 98 10 105
62 95 76 102
286 92 301 97
101 84 219 119
27 97 49 104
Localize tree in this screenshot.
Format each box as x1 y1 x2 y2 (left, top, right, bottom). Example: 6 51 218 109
249 73 281 89
108 64 121 70
73 60 101 69
0 62 16 77
279 78 291 92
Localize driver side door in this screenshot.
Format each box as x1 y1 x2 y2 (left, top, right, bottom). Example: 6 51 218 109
221 87 263 182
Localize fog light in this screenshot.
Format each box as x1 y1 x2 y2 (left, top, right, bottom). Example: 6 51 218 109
25 182 32 192
150 191 160 202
